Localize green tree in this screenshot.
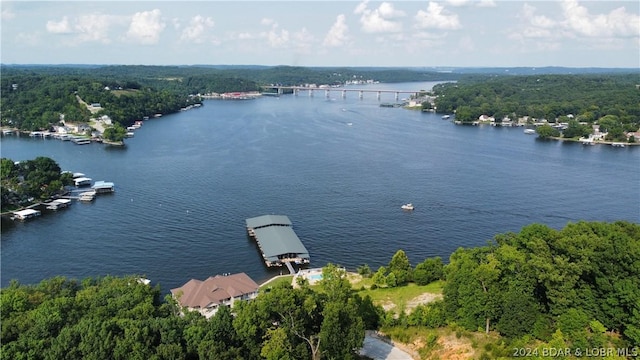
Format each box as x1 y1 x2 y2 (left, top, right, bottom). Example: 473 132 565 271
388 250 412 286
319 299 364 360
413 257 444 285
535 124 561 139
102 123 127 142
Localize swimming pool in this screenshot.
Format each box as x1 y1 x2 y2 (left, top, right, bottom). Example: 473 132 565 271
308 274 323 281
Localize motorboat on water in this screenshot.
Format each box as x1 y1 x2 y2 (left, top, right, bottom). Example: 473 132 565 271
524 129 536 134
401 203 414 211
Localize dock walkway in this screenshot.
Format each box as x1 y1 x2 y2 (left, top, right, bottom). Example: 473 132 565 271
285 261 295 275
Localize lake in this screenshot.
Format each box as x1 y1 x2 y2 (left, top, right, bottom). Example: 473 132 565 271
2 81 639 291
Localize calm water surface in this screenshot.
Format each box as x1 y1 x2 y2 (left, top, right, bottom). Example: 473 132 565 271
2 82 639 291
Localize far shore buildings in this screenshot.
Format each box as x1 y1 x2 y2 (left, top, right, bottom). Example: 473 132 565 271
170 272 259 318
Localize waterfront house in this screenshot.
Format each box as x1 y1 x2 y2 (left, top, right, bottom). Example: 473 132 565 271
170 273 259 318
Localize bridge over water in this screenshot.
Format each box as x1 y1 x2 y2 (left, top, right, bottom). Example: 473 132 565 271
264 86 420 101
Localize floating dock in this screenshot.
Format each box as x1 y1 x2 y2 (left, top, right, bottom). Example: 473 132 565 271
245 215 310 273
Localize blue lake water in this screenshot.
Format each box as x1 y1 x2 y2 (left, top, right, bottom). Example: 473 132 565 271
2 81 639 291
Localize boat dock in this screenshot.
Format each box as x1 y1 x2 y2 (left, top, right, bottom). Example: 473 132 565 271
245 215 310 274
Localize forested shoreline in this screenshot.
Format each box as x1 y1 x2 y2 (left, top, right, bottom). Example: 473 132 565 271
1 157 72 212
2 221 638 359
432 74 640 143
3 65 638 140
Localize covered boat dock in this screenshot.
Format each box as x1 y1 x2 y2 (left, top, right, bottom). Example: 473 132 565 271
245 215 310 272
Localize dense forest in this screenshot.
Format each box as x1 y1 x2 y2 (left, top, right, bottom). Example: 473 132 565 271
432 74 640 141
0 71 204 131
2 221 638 359
1 157 72 211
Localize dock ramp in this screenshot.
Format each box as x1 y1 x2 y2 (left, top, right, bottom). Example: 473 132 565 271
285 261 295 275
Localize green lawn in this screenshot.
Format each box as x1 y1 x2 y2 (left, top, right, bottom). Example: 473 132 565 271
357 281 444 306
259 275 293 289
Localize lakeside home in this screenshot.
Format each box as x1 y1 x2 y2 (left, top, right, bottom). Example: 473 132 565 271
170 273 259 318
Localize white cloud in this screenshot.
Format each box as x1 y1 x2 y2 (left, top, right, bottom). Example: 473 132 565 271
355 1 405 34
2 7 16 20
237 32 255 40
126 9 165 45
446 0 469 7
323 14 349 47
561 0 640 38
46 16 72 34
261 18 275 26
446 0 495 8
515 1 639 42
415 2 461 30
261 24 289 48
75 14 113 43
354 1 368 15
293 27 315 54
477 0 496 8
180 15 214 43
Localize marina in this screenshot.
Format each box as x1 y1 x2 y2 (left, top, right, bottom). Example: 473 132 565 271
246 215 310 273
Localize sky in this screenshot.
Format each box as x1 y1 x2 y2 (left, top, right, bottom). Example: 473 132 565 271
1 0 639 68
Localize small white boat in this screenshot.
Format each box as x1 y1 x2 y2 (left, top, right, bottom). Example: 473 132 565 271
401 203 414 211
442 115 450 119
524 129 536 134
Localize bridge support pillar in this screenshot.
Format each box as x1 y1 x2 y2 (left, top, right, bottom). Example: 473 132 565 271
395 92 399 101
342 90 346 98
377 91 381 100
294 88 298 96
359 90 363 100
325 89 330 98
309 89 313 97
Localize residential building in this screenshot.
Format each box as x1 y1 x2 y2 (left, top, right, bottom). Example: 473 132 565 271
170 272 259 318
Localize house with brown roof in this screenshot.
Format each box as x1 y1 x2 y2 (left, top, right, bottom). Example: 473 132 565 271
170 272 259 318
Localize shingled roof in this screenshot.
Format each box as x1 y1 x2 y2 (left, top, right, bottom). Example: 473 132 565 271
170 272 259 309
